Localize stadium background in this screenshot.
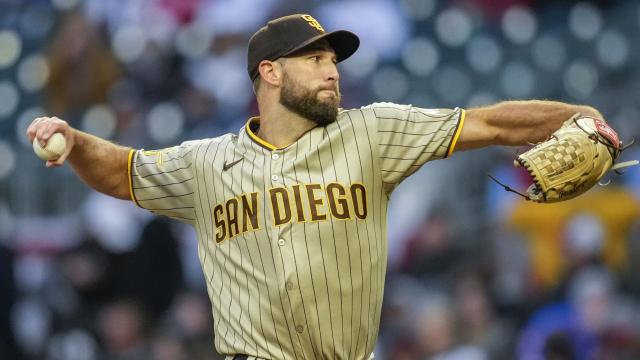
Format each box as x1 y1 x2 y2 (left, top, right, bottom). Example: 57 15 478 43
2 0 640 359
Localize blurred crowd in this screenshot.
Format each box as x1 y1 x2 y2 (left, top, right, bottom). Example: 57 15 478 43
2 0 640 359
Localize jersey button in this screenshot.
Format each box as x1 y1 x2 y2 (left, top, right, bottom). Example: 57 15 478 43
278 239 285 246
296 325 304 333
272 153 280 160
286 281 294 290
271 174 279 181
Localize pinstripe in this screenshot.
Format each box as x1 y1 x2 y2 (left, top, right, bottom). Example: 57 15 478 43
321 126 346 357
265 146 300 359
193 139 219 349
296 139 326 358
378 142 434 148
248 140 278 359
218 141 235 346
334 120 359 359
274 149 302 360
256 142 288 359
236 146 258 355
143 205 194 211
379 156 419 161
226 146 247 353
329 122 360 359
135 164 192 178
360 111 381 351
304 131 337 358
212 139 230 351
282 146 313 359
378 129 441 136
343 113 366 354
291 141 321 359
373 115 449 123
278 151 302 357
132 177 194 189
136 192 194 202
245 144 269 358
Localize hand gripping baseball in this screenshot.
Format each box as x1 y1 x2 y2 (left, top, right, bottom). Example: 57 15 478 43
489 114 638 203
26 116 75 167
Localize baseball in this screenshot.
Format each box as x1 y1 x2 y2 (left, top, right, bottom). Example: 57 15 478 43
33 132 66 161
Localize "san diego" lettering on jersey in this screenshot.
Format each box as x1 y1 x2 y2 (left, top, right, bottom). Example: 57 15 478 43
213 182 368 243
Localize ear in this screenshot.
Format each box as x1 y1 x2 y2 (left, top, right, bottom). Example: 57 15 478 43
258 60 283 87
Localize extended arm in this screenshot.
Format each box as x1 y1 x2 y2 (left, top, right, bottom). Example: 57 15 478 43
27 117 132 200
455 100 603 151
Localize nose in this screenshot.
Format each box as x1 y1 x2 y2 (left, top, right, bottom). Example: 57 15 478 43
325 62 339 83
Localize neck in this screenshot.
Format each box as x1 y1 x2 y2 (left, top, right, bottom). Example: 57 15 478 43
256 99 317 149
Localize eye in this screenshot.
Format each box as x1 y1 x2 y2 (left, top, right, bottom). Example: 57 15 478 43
309 55 320 62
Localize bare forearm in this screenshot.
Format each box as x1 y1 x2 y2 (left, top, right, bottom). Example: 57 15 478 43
67 130 132 200
459 100 602 150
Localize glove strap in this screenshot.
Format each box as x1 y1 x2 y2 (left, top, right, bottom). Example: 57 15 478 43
487 174 532 201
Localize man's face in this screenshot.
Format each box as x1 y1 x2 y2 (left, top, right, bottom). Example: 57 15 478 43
278 45 341 126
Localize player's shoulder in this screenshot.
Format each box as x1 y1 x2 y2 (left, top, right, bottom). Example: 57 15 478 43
338 102 413 124
180 133 235 149
361 102 412 111
362 102 414 118
340 102 409 113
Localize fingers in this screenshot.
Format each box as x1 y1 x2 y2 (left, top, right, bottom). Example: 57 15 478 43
26 116 74 167
35 121 52 147
26 116 69 145
26 117 44 143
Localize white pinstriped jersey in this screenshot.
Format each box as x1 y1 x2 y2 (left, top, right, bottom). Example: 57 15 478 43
128 102 465 359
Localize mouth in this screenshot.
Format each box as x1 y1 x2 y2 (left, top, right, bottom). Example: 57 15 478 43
318 89 338 98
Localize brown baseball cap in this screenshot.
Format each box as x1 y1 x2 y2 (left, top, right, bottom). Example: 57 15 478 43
247 14 360 81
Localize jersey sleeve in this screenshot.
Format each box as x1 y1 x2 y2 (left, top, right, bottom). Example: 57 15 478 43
365 102 465 186
128 142 197 223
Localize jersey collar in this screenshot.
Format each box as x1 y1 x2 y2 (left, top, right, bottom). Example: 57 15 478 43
245 117 281 151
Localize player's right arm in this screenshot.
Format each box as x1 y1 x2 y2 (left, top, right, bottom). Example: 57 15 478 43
26 116 132 200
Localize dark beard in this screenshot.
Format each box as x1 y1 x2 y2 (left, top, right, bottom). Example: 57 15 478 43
279 72 340 126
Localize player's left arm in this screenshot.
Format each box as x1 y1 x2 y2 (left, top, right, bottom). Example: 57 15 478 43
454 100 603 151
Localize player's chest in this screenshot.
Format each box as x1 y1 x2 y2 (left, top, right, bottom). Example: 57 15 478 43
205 139 375 243
218 135 373 189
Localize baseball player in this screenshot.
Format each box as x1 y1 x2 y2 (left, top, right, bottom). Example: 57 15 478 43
28 14 607 360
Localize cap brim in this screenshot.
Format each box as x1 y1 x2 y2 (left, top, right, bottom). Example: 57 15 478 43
282 30 360 63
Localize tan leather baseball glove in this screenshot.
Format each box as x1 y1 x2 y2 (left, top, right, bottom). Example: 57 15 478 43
491 114 637 203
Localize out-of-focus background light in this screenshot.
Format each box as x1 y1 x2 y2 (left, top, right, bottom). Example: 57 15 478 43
0 30 22 69
81 105 117 139
0 81 20 119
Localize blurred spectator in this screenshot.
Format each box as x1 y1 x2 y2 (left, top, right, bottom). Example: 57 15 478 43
117 217 185 317
517 266 640 359
398 210 465 289
454 273 514 359
46 328 100 360
0 244 21 359
46 11 121 118
149 330 188 360
97 299 151 360
165 291 222 359
410 292 488 359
